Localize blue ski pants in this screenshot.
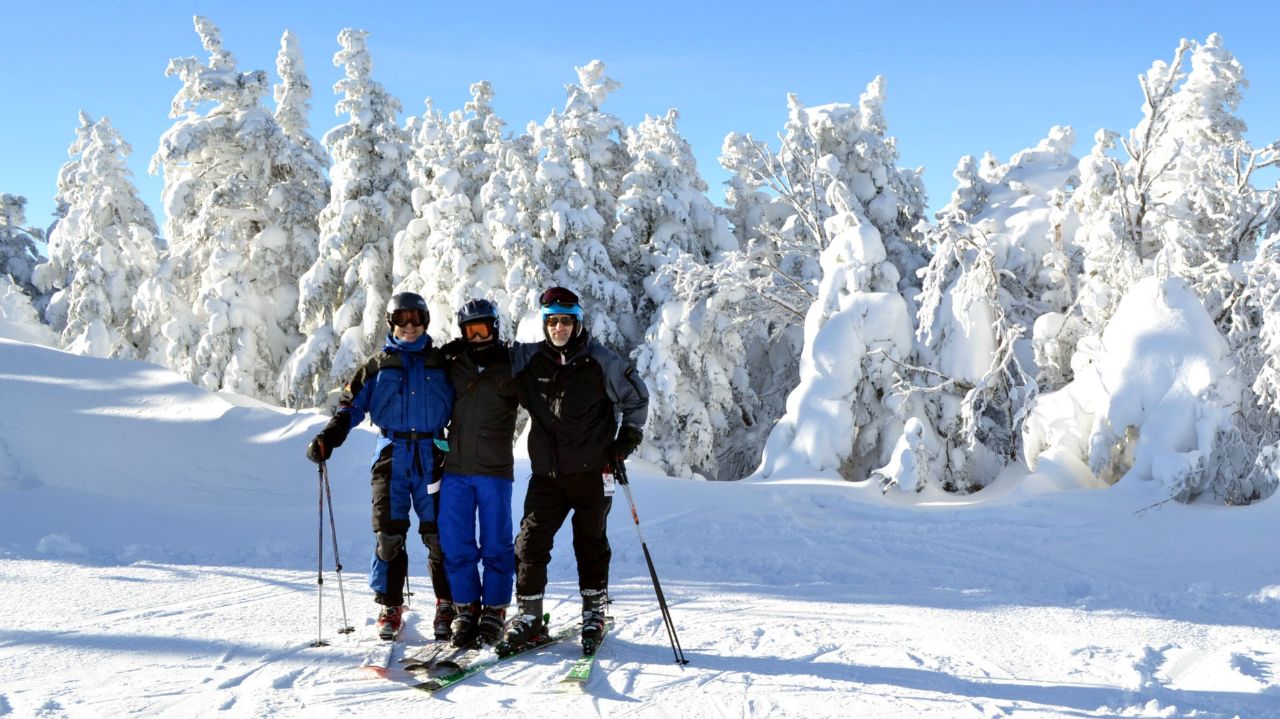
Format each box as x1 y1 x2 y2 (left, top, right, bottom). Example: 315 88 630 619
437 473 515 606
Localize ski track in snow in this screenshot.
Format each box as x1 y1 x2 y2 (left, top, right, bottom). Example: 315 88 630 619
3 558 1279 718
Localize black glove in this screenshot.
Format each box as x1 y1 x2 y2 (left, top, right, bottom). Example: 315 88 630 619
306 435 331 463
306 412 352 464
611 425 643 461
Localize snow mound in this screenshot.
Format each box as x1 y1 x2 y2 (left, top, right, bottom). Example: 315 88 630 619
1024 276 1242 502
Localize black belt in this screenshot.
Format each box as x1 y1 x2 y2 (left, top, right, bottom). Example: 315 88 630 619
381 430 437 441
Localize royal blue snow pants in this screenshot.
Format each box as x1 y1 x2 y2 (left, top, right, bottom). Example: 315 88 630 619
438 473 515 606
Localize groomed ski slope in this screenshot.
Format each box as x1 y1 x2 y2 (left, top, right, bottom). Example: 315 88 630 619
1 337 1278 718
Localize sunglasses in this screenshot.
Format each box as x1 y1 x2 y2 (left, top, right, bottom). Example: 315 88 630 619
544 316 576 328
539 287 580 307
391 310 425 327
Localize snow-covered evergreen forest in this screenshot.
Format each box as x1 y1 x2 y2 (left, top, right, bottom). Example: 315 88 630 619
4 19 1279 503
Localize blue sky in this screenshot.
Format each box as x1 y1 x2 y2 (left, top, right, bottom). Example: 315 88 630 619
4 1 1278 241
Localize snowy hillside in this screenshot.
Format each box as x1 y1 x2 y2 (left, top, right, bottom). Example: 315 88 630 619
1 337 1279 718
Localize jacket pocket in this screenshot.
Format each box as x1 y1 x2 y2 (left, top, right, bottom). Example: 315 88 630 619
369 367 406 428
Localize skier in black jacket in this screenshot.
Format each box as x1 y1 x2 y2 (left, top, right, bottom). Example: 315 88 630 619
500 286 648 654
438 298 520 648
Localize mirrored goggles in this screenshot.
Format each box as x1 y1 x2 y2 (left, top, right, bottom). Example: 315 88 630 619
391 310 426 327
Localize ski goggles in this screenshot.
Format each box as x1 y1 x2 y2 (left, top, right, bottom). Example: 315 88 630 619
462 319 495 340
391 310 426 327
539 287 580 308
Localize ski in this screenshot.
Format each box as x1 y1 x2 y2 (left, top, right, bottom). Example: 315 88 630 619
559 618 613 689
399 642 452 672
359 637 400 672
414 616 578 693
359 609 409 672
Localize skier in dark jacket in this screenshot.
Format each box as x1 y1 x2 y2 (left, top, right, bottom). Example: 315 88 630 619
306 292 456 641
438 298 520 648
500 286 648 655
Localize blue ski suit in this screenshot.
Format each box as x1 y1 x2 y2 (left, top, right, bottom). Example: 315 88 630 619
335 332 454 606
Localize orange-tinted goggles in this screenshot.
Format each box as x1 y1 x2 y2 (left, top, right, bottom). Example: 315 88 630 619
462 320 495 341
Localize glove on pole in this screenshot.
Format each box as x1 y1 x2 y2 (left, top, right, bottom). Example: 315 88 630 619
615 461 688 665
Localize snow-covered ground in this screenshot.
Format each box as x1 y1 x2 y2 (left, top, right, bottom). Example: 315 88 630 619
1 337 1279 718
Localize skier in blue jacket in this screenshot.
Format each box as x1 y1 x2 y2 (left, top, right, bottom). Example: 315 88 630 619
307 292 456 641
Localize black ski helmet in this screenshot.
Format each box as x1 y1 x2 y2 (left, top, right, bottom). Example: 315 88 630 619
386 292 429 328
456 298 499 331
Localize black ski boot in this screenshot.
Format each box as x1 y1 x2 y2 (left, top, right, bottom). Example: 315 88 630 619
581 588 608 656
497 596 544 655
433 599 456 642
477 605 507 646
450 602 481 648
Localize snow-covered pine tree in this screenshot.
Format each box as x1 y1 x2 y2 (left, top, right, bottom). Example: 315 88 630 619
720 77 927 481
529 63 631 349
561 61 633 326
616 109 735 328
894 128 1079 493
393 98 445 309
142 16 310 399
271 27 328 299
633 250 783 480
757 198 915 484
1221 228 1280 504
481 132 551 338
279 28 412 408
33 113 160 358
274 30 329 182
31 113 94 334
395 82 506 340
0 275 57 346
1075 35 1277 334
721 79 928 322
0 194 44 301
1063 35 1279 502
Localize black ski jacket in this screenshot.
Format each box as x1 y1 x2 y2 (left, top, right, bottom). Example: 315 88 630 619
511 332 648 477
440 339 520 479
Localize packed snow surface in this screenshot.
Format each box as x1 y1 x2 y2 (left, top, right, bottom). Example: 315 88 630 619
1 337 1278 718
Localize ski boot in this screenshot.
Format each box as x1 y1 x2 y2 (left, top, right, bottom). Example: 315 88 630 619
433 598 456 642
496 596 544 655
477 605 507 646
449 602 482 648
581 588 608 656
375 605 404 640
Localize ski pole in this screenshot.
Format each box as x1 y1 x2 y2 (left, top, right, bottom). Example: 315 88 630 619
321 461 355 636
615 461 689 665
312 461 328 647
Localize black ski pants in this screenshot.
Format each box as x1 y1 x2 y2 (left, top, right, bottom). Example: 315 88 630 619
514 471 611 598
